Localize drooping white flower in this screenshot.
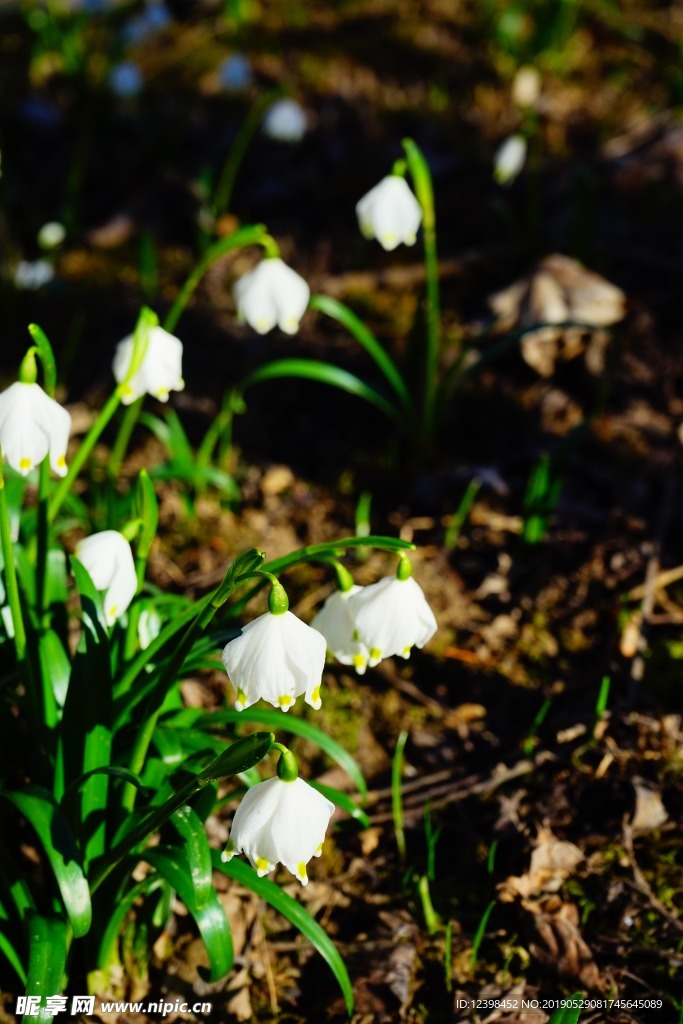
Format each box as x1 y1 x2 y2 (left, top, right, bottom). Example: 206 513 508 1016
0 382 71 477
233 258 310 335
75 531 137 626
347 567 437 668
112 325 184 405
222 776 334 884
493 134 527 186
262 99 308 142
311 585 369 675
355 175 423 251
222 609 326 712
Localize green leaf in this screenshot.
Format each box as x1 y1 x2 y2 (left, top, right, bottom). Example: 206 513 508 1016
309 294 415 417
37 629 70 710
198 708 367 799
171 806 213 907
2 788 91 937
62 558 113 863
241 359 404 426
97 874 166 970
145 848 233 981
214 853 353 1015
23 914 68 1023
548 997 584 1024
134 469 158 560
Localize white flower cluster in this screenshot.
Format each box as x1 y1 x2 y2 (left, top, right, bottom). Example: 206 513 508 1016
221 559 436 711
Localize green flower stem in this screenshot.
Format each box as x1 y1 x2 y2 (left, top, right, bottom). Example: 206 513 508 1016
402 138 441 442
229 535 415 617
47 389 121 524
308 294 416 421
163 224 276 334
213 90 283 218
0 450 27 664
108 397 144 484
36 459 50 625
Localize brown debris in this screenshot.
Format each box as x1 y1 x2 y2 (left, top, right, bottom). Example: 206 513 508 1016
488 254 626 376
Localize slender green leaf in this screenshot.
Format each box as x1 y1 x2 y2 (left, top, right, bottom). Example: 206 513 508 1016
548 996 583 1024
64 559 113 863
309 294 415 416
97 875 165 970
198 708 367 799
171 806 213 906
470 900 496 971
37 629 70 710
23 914 68 1024
146 848 233 980
2 789 91 937
215 853 353 1014
241 359 404 426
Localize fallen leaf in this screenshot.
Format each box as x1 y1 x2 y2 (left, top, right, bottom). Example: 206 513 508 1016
498 829 584 900
631 782 668 831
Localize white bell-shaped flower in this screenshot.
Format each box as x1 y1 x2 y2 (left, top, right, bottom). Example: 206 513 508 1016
222 607 326 712
311 585 369 675
493 134 527 186
347 564 437 668
222 776 334 884
233 258 310 336
75 530 137 626
355 175 423 251
112 325 184 405
0 382 71 477
262 99 308 142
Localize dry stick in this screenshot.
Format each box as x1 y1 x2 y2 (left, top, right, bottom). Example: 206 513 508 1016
368 753 554 826
622 819 683 936
629 478 674 693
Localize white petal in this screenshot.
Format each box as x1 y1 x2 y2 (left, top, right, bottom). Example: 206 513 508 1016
113 326 184 403
348 574 437 662
233 259 309 336
222 610 326 711
75 530 137 624
0 383 69 476
355 176 422 250
310 587 369 672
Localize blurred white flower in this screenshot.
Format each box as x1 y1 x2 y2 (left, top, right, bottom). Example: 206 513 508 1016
219 54 252 92
14 260 54 290
37 222 66 250
112 325 184 404
356 175 423 251
493 134 527 186
109 61 143 98
222 776 334 884
347 569 437 668
262 99 308 142
512 66 541 108
75 530 137 626
222 609 326 711
233 257 310 335
0 382 71 478
311 586 369 675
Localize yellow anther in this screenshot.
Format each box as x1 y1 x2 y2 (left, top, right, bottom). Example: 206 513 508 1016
57 455 66 469
314 842 323 857
19 457 31 471
352 654 366 670
369 646 381 660
255 857 271 874
277 694 294 708
309 685 320 705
